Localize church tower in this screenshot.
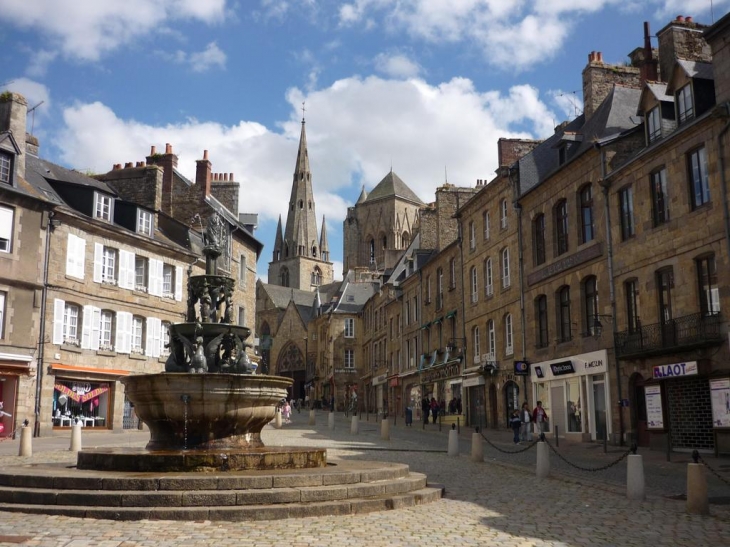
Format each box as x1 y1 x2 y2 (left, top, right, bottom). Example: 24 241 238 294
268 115 333 290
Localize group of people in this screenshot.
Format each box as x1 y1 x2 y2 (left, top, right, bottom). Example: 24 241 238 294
509 401 549 444
420 396 462 424
278 398 303 424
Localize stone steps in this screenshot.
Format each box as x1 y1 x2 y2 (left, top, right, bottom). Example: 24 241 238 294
0 460 443 521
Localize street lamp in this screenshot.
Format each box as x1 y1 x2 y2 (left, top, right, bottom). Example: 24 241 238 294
592 314 613 339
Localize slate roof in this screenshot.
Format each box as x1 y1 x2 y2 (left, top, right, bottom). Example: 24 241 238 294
365 171 423 205
26 156 116 194
677 59 714 80
331 275 377 314
517 85 642 196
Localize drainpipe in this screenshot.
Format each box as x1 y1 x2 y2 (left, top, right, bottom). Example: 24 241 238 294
510 167 528 405
597 146 625 446
714 103 730 266
34 211 57 437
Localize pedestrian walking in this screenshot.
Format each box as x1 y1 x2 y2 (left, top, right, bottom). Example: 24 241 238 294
422 398 430 424
282 401 291 424
510 409 522 444
532 401 548 435
430 397 439 424
520 402 532 442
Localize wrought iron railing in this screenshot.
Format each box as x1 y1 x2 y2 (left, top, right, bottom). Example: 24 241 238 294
615 312 724 358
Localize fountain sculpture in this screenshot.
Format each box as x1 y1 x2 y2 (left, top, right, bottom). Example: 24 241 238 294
78 212 323 470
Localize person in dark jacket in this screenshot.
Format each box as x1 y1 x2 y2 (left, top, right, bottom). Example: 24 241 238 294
422 398 430 424
510 409 522 444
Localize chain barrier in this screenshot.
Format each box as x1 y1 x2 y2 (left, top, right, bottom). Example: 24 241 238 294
0 423 25 442
696 452 730 488
478 430 538 454
543 435 634 472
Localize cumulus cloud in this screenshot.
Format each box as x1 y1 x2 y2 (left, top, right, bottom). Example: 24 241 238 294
0 0 227 62
189 42 227 72
0 78 52 119
374 53 422 78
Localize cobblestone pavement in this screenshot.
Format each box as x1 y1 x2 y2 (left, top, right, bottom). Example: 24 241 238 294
0 412 729 547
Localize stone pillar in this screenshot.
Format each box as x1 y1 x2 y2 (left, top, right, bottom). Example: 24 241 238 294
308 409 315 426
69 422 82 452
687 463 709 515
18 424 32 457
536 442 550 479
350 415 359 435
471 432 483 462
381 418 390 440
447 428 459 456
626 454 645 501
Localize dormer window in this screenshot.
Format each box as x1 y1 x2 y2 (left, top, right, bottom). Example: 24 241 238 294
677 84 694 124
647 106 661 143
558 144 567 166
136 209 153 236
0 151 11 185
94 192 113 221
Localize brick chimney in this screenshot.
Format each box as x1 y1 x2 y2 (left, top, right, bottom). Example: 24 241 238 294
0 92 27 179
582 51 641 120
628 22 660 84
497 138 542 168
146 143 178 215
196 149 212 198
657 15 711 83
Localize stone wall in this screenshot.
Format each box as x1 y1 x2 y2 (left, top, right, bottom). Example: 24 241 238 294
657 17 712 85
210 180 240 216
582 53 641 120
498 138 542 168
0 92 27 178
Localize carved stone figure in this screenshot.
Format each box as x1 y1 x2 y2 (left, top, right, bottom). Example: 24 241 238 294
204 213 226 255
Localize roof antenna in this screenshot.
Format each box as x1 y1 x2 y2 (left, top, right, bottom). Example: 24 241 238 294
445 165 448 184
28 100 45 136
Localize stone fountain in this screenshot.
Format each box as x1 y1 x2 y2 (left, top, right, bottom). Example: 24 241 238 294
78 212 324 471
0 213 442 520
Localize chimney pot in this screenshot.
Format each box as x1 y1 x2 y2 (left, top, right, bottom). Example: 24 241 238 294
676 15 684 22
150 145 156 155
165 143 172 154
597 51 603 63
230 172 234 180
203 150 209 160
141 161 145 167
124 162 133 168
223 173 228 182
686 16 693 22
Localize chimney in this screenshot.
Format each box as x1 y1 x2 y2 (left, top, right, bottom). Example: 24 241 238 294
196 149 212 198
146 142 178 215
656 15 711 83
0 92 28 180
582 49 641 120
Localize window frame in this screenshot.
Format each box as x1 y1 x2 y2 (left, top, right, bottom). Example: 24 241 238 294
533 213 545 266
470 266 478 303
483 211 490 240
619 186 635 240
63 303 80 344
0 291 5 339
558 286 571 343
501 248 510 288
697 255 720 317
536 295 548 348
500 199 508 229
101 247 117 284
625 279 640 334
583 276 598 336
136 208 153 236
94 192 113 222
555 200 569 256
579 184 594 244
650 168 670 226
677 83 694 124
647 105 662 142
0 150 12 185
485 257 493 297
131 315 144 353
344 318 355 338
505 314 513 356
487 320 496 360
688 147 710 209
0 205 14 253
99 310 114 350
344 349 355 369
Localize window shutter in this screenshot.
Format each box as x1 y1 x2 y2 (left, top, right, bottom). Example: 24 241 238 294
81 305 93 349
146 317 155 357
174 265 183 301
147 259 157 296
66 234 75 277
91 307 101 350
116 311 131 354
118 250 132 289
93 243 103 283
53 298 65 345
151 317 162 358
76 236 86 279
148 259 160 296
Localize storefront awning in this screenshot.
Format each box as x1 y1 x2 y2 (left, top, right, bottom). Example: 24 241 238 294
51 363 131 377
420 322 431 330
445 310 457 319
432 317 443 324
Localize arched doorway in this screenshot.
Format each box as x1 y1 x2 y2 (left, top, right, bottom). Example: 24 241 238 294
489 383 498 429
503 380 519 428
276 343 306 401
629 373 649 447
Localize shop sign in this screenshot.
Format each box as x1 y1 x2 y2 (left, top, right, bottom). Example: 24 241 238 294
463 375 485 387
389 377 399 387
550 361 575 376
652 361 698 379
645 385 664 429
372 374 387 386
710 378 730 428
334 369 356 374
421 362 460 384
513 361 530 376
534 366 545 379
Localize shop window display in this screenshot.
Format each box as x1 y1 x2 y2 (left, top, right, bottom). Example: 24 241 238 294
52 380 110 428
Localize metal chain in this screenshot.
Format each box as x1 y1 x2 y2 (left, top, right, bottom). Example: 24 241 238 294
0 424 23 442
479 430 538 454
543 436 633 472
697 453 730 488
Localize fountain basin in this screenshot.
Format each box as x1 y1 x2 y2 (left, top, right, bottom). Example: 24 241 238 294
121 373 292 451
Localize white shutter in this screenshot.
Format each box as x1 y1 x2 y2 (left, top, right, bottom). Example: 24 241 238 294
0 206 13 242
174 266 183 301
66 234 75 277
146 317 155 357
127 252 136 289
81 305 93 349
148 259 163 296
53 298 65 345
93 243 103 283
156 260 164 296
118 250 130 289
147 259 157 296
116 311 131 354
91 307 101 350
76 236 86 279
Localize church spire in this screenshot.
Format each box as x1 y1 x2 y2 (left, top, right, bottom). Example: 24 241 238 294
319 215 329 261
273 214 283 261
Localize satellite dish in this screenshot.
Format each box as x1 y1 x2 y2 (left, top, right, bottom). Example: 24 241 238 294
58 394 68 405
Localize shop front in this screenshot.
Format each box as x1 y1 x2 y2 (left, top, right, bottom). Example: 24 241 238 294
387 375 400 420
463 373 486 428
0 353 33 438
643 360 719 453
372 373 387 417
48 363 129 432
401 372 421 422
420 360 463 423
530 350 609 442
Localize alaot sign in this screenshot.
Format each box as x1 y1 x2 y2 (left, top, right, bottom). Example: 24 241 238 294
652 361 698 379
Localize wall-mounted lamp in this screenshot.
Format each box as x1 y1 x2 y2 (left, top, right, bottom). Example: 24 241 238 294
592 314 613 339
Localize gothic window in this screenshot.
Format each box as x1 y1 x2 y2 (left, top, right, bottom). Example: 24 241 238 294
311 267 322 286
312 245 317 257
280 267 290 287
402 232 410 248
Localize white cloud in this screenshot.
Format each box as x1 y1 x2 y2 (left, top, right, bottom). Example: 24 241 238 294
189 42 227 72
0 0 227 62
374 53 422 78
549 90 584 120
0 78 52 120
26 50 58 78
55 74 557 238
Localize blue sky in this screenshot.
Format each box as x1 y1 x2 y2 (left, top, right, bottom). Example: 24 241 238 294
1 0 727 281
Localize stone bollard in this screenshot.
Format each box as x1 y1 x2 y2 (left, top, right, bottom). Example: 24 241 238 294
687 451 709 515
626 453 645 501
447 425 459 456
381 418 390 441
18 423 32 457
471 430 483 462
69 421 82 452
350 414 359 435
274 409 282 429
328 411 335 430
308 409 315 426
536 441 550 479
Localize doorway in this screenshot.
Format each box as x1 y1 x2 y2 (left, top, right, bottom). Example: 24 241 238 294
489 383 498 429
593 375 607 441
629 373 649 447
503 381 519 428
550 385 566 436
